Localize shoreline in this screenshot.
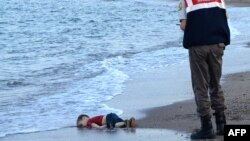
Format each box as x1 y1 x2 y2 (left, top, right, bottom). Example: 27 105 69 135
105 3 250 139
105 60 193 119
137 71 250 132
106 1 250 120
2 49 249 141
104 41 250 141
1 1 250 141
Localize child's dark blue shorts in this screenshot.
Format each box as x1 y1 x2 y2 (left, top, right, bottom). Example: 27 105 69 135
106 113 124 128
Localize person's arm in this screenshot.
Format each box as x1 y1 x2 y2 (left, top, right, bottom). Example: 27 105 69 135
178 0 187 31
180 19 187 31
91 123 107 129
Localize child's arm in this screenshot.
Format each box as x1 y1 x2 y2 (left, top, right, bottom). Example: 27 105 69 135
91 123 107 129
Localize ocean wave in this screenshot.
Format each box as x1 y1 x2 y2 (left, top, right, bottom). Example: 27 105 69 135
0 0 197 137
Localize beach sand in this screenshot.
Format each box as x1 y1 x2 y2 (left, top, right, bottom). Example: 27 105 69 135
137 71 250 131
2 58 250 141
0 128 190 141
1 1 250 141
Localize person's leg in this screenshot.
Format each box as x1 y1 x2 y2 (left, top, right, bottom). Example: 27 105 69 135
208 43 226 112
106 113 125 128
208 43 227 135
108 113 126 128
189 45 215 139
117 117 136 128
111 113 136 128
106 113 115 129
115 122 126 128
189 46 211 117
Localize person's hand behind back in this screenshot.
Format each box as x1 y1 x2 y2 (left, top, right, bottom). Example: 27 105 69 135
180 19 186 31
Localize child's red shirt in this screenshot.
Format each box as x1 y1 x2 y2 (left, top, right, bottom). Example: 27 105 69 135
87 115 104 127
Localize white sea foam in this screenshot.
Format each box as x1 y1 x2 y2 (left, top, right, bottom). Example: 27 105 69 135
228 20 241 39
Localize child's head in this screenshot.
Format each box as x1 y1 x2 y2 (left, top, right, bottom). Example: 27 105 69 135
76 114 90 128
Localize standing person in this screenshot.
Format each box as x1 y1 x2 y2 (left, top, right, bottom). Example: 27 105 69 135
178 0 230 139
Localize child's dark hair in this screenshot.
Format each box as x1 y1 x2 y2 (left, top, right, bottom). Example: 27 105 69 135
76 114 89 127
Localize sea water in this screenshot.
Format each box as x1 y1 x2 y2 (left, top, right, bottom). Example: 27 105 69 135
0 0 249 138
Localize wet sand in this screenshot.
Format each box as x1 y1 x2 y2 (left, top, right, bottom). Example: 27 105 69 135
137 71 250 132
3 56 250 141
2 65 250 141
0 128 190 141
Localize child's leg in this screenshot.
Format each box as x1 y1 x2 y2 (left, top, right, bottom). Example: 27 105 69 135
106 113 115 129
115 122 125 128
117 117 136 128
112 113 124 122
112 113 127 128
107 113 125 128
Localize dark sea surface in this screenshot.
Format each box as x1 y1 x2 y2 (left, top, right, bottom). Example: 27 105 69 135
0 0 186 137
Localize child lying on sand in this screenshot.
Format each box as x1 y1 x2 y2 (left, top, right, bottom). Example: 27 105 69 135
76 113 136 129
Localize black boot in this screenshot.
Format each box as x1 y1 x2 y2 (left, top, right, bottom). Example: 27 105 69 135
191 115 216 139
214 112 226 135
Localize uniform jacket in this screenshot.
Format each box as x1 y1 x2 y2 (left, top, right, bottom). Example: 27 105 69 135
179 0 230 48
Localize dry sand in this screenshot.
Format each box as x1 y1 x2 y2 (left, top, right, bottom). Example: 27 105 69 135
137 71 250 132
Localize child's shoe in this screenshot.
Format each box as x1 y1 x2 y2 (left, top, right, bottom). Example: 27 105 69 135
129 117 136 128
